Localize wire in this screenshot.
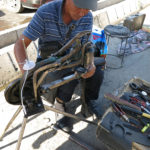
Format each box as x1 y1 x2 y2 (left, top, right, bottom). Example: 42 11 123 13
20 70 29 115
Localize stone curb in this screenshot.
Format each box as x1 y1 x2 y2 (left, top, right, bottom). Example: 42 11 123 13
1 0 150 49
0 23 28 49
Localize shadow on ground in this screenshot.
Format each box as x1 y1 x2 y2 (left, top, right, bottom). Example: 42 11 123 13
0 10 5 17
31 98 108 150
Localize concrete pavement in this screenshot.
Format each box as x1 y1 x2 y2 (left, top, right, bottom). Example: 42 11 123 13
0 0 150 90
1 34 150 150
1 0 149 48
0 1 150 150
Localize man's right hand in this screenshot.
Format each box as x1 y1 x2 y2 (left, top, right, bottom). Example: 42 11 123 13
81 63 96 79
14 34 32 74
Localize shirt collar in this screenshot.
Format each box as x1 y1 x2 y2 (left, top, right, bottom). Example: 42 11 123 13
58 0 65 24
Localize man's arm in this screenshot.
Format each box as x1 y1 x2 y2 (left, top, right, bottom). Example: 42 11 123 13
14 34 32 73
14 5 45 74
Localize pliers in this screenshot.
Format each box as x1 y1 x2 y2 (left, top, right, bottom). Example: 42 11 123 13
129 82 150 102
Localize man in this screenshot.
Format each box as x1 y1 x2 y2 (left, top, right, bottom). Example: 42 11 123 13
14 0 104 132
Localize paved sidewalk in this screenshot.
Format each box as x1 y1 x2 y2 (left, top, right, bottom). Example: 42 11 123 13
0 4 150 150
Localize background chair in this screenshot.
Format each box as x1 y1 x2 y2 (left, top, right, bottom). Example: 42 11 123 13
104 25 130 67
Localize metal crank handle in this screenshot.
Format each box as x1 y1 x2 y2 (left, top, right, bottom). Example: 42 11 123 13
41 68 87 93
41 73 78 93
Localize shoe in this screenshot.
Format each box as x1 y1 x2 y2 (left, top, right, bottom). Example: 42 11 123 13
87 100 104 119
54 101 73 132
81 104 93 118
54 116 73 133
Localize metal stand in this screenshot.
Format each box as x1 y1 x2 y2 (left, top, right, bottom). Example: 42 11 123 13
0 106 27 150
0 31 102 149
0 106 22 141
0 103 97 150
15 116 27 150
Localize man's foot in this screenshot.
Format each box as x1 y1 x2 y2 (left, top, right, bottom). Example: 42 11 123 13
87 100 104 120
54 100 73 132
54 116 73 133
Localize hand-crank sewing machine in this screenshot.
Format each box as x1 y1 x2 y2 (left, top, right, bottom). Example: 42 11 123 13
1 31 105 150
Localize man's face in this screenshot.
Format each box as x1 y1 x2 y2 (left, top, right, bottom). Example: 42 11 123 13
67 0 89 20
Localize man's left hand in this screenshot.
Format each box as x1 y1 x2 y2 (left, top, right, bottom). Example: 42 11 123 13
82 64 96 79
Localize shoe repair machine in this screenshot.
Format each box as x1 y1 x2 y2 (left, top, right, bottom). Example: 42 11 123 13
0 31 105 150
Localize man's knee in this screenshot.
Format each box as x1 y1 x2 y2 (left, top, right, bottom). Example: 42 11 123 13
86 66 104 86
56 79 78 103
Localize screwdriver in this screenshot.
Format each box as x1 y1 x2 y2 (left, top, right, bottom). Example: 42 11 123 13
121 105 150 119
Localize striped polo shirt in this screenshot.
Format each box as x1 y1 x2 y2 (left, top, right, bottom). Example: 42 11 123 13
23 0 93 48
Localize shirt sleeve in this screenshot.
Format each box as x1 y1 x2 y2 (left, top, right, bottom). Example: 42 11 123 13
23 7 45 41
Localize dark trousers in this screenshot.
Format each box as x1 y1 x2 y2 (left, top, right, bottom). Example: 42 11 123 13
56 65 104 103
41 65 104 118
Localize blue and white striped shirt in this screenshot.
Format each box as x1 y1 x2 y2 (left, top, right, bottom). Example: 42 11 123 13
23 0 93 48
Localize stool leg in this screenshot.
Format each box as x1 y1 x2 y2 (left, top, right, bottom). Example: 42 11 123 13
0 106 22 141
15 116 27 150
121 38 128 66
106 35 110 45
119 38 124 55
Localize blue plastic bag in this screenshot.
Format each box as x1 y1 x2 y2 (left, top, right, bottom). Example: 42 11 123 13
91 26 107 58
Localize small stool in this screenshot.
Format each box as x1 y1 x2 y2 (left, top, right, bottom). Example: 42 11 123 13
104 25 130 67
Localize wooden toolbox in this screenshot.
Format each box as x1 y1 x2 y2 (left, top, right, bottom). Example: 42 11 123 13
96 77 150 150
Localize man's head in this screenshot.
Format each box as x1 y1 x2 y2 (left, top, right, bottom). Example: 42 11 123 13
64 0 97 21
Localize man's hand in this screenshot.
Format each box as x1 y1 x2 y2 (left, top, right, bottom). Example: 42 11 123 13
81 63 96 79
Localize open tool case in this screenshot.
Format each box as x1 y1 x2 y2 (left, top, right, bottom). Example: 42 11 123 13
97 77 150 150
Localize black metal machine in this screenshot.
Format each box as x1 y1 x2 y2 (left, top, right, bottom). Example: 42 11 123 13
2 30 105 150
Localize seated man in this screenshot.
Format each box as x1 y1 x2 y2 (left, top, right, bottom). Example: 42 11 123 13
14 0 104 132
